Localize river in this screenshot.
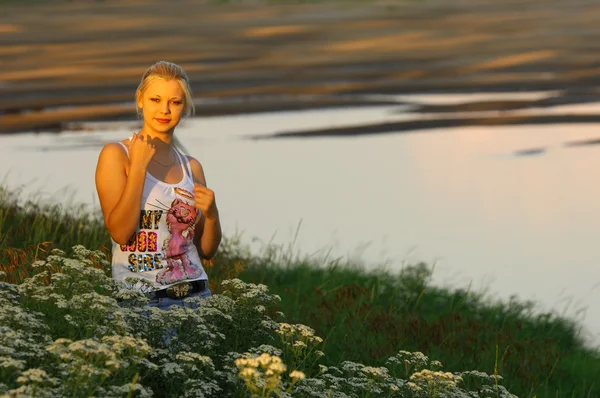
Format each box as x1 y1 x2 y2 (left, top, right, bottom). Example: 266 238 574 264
2 91 600 348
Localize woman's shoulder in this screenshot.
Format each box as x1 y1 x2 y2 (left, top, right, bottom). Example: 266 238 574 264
101 137 130 152
97 139 130 163
184 154 201 166
183 155 207 184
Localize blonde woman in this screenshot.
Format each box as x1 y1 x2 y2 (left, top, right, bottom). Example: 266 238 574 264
95 61 221 309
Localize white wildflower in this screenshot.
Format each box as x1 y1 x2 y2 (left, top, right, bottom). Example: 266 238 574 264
249 345 283 357
407 381 422 391
176 352 213 366
240 367 260 379
0 356 25 371
293 341 307 349
361 366 388 379
289 370 306 380
31 261 46 269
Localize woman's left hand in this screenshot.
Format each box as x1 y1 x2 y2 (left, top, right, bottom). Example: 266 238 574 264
193 183 219 220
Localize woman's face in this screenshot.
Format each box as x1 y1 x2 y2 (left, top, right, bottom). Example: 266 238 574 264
137 78 186 134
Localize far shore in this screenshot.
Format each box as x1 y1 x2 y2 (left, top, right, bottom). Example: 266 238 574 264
2 0 600 133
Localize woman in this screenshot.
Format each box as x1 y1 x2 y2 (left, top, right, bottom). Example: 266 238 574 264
95 61 221 310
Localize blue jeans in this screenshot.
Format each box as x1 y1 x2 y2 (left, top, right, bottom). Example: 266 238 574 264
147 286 212 310
146 286 213 349
116 286 212 349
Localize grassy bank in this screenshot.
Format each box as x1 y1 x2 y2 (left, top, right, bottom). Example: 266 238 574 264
1 184 599 397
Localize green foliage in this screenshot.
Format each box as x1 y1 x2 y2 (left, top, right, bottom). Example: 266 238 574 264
0 247 517 397
237 258 600 397
2 185 600 397
0 185 109 284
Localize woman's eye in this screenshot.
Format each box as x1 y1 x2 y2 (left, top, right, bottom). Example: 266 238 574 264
172 101 182 105
150 98 160 102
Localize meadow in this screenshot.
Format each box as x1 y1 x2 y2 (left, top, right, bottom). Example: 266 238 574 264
1 183 599 397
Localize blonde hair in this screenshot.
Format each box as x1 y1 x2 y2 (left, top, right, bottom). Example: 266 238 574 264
135 61 195 117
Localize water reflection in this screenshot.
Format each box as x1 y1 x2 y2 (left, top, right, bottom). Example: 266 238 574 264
2 97 600 348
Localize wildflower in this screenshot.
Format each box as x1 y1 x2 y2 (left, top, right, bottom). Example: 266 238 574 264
240 367 260 379
235 352 288 396
289 370 306 380
248 345 283 357
257 353 274 367
0 356 25 373
407 381 422 392
269 361 287 374
293 341 307 349
162 362 186 377
460 370 503 384
410 368 463 394
277 323 293 336
31 261 46 269
361 366 388 380
176 352 213 366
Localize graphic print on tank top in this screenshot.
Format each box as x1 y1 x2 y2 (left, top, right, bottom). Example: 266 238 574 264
120 187 204 286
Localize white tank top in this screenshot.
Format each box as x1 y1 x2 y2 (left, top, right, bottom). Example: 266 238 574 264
111 140 208 291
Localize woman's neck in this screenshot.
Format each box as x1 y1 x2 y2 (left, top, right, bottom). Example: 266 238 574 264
137 130 174 157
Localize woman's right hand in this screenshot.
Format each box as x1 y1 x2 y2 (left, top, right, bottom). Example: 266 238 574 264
128 132 156 170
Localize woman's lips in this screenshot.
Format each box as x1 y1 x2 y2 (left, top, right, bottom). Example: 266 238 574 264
155 118 170 123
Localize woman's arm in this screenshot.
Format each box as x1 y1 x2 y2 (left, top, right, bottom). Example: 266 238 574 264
188 156 222 259
95 135 155 244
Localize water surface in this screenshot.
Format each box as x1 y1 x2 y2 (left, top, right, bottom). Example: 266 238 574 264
2 93 600 347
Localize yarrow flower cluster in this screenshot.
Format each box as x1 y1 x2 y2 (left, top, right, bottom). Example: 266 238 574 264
0 245 521 398
385 350 434 377
409 369 463 394
235 352 305 397
235 353 287 395
276 322 325 368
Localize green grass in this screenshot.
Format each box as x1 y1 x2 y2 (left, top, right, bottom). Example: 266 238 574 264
1 183 599 398
236 260 600 397
0 185 110 282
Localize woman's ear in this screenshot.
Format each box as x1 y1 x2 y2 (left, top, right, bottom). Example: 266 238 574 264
136 90 143 110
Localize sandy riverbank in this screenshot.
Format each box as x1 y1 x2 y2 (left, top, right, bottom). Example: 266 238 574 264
1 0 600 133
